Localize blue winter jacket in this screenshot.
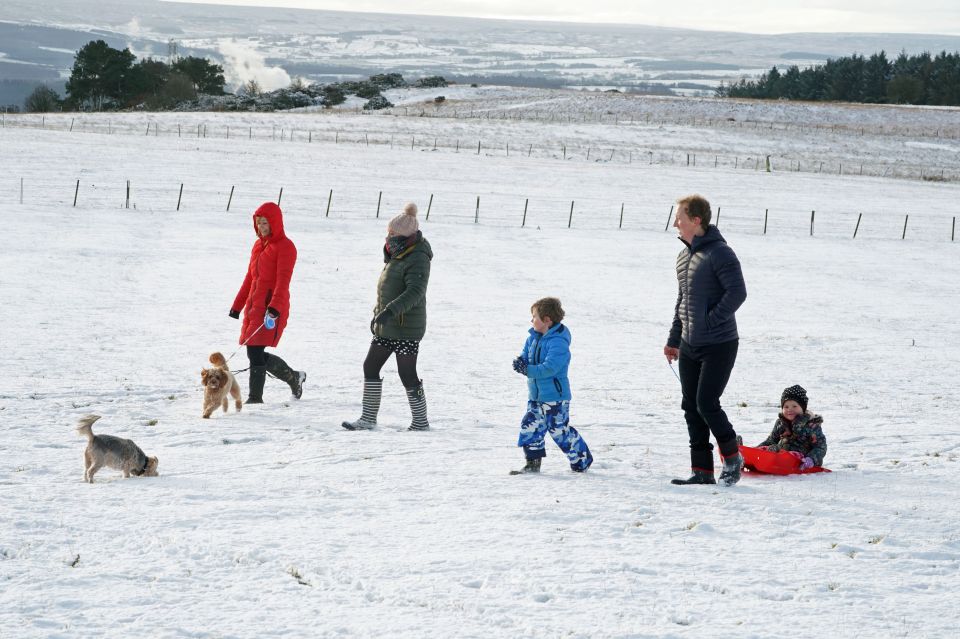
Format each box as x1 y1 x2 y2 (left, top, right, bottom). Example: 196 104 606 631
667 225 747 348
519 323 572 402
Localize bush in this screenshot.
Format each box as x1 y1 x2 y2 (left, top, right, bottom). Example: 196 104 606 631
416 76 448 88
24 85 61 112
363 95 393 110
321 85 346 107
434 96 446 103
354 82 383 99
369 73 406 89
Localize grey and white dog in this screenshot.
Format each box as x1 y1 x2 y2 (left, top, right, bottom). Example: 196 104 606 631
76 414 159 483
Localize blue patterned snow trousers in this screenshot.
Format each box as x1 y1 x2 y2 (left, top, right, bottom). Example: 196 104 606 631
517 400 593 471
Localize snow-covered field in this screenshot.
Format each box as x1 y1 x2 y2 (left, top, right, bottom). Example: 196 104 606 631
2 97 959 638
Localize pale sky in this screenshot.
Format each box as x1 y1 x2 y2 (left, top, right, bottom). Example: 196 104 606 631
170 0 960 35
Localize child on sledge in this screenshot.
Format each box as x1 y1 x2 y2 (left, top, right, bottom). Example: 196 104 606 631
510 297 593 475
740 385 828 474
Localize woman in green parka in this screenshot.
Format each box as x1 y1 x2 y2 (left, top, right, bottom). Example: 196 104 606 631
343 203 433 431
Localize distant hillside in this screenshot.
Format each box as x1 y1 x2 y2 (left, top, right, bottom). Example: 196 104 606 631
3 0 960 103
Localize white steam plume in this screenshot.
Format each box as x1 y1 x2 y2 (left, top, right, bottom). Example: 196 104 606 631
218 39 291 92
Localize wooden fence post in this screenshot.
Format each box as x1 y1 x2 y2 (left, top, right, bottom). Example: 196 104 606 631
952 216 956 242
810 210 815 236
853 212 862 238
227 186 234 212
902 214 909 239
477 140 481 155
522 199 529 228
475 196 480 223
277 188 283 205
73 180 79 207
177 183 183 211
568 201 574 228
426 194 433 221
376 191 382 218
664 205 674 232
619 203 624 229
125 180 130 209
716 206 721 227
326 189 333 217
763 208 768 234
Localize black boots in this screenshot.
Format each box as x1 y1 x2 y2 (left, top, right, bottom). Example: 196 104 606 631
342 378 382 430
264 353 306 399
671 470 717 485
246 366 266 404
719 452 744 486
509 458 542 475
405 383 429 431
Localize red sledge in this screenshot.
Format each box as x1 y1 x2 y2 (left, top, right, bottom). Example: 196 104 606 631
739 445 830 475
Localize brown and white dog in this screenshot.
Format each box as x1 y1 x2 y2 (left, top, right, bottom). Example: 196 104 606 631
77 414 159 483
201 352 242 418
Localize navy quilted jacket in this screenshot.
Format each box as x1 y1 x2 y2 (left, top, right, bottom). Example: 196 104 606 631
667 225 747 348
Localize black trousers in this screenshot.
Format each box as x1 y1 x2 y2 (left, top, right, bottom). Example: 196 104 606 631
247 345 268 367
363 342 420 389
679 339 739 471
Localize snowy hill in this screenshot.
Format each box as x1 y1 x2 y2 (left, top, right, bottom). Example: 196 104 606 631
1 96 959 637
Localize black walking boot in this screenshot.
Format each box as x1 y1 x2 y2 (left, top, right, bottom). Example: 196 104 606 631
264 353 306 399
671 470 717 485
246 366 267 404
509 458 542 475
719 452 744 487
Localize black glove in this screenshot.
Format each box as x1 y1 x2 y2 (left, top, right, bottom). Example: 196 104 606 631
266 307 280 319
228 309 240 319
512 356 528 375
370 308 393 334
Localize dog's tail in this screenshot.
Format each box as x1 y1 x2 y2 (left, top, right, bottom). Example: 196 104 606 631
209 352 228 369
76 414 101 441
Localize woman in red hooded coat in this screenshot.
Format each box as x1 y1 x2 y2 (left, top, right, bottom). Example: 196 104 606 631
229 202 305 403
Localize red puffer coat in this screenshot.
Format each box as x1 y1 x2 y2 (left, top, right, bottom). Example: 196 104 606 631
230 202 297 347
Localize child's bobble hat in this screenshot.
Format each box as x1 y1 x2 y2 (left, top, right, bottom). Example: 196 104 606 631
780 385 808 411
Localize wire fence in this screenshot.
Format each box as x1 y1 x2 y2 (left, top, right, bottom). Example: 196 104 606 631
3 112 958 184
7 173 957 243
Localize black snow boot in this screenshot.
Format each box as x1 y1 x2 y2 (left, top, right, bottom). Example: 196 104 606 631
246 365 267 404
671 470 717 485
264 353 306 399
718 452 744 487
405 382 429 431
509 458 542 475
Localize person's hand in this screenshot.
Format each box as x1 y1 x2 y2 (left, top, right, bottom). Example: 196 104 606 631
370 308 393 334
228 309 240 319
264 308 279 329
663 345 679 362
799 457 815 471
788 450 804 460
512 356 528 375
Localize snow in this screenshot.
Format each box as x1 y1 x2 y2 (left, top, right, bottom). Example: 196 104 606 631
1 95 959 638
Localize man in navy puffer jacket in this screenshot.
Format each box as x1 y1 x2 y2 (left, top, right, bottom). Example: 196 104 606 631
663 195 747 487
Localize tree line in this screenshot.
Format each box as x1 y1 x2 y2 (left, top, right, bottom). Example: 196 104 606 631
18 40 447 113
718 50 960 106
21 40 226 112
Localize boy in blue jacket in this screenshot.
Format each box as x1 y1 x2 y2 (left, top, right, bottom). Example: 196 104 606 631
510 297 594 474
